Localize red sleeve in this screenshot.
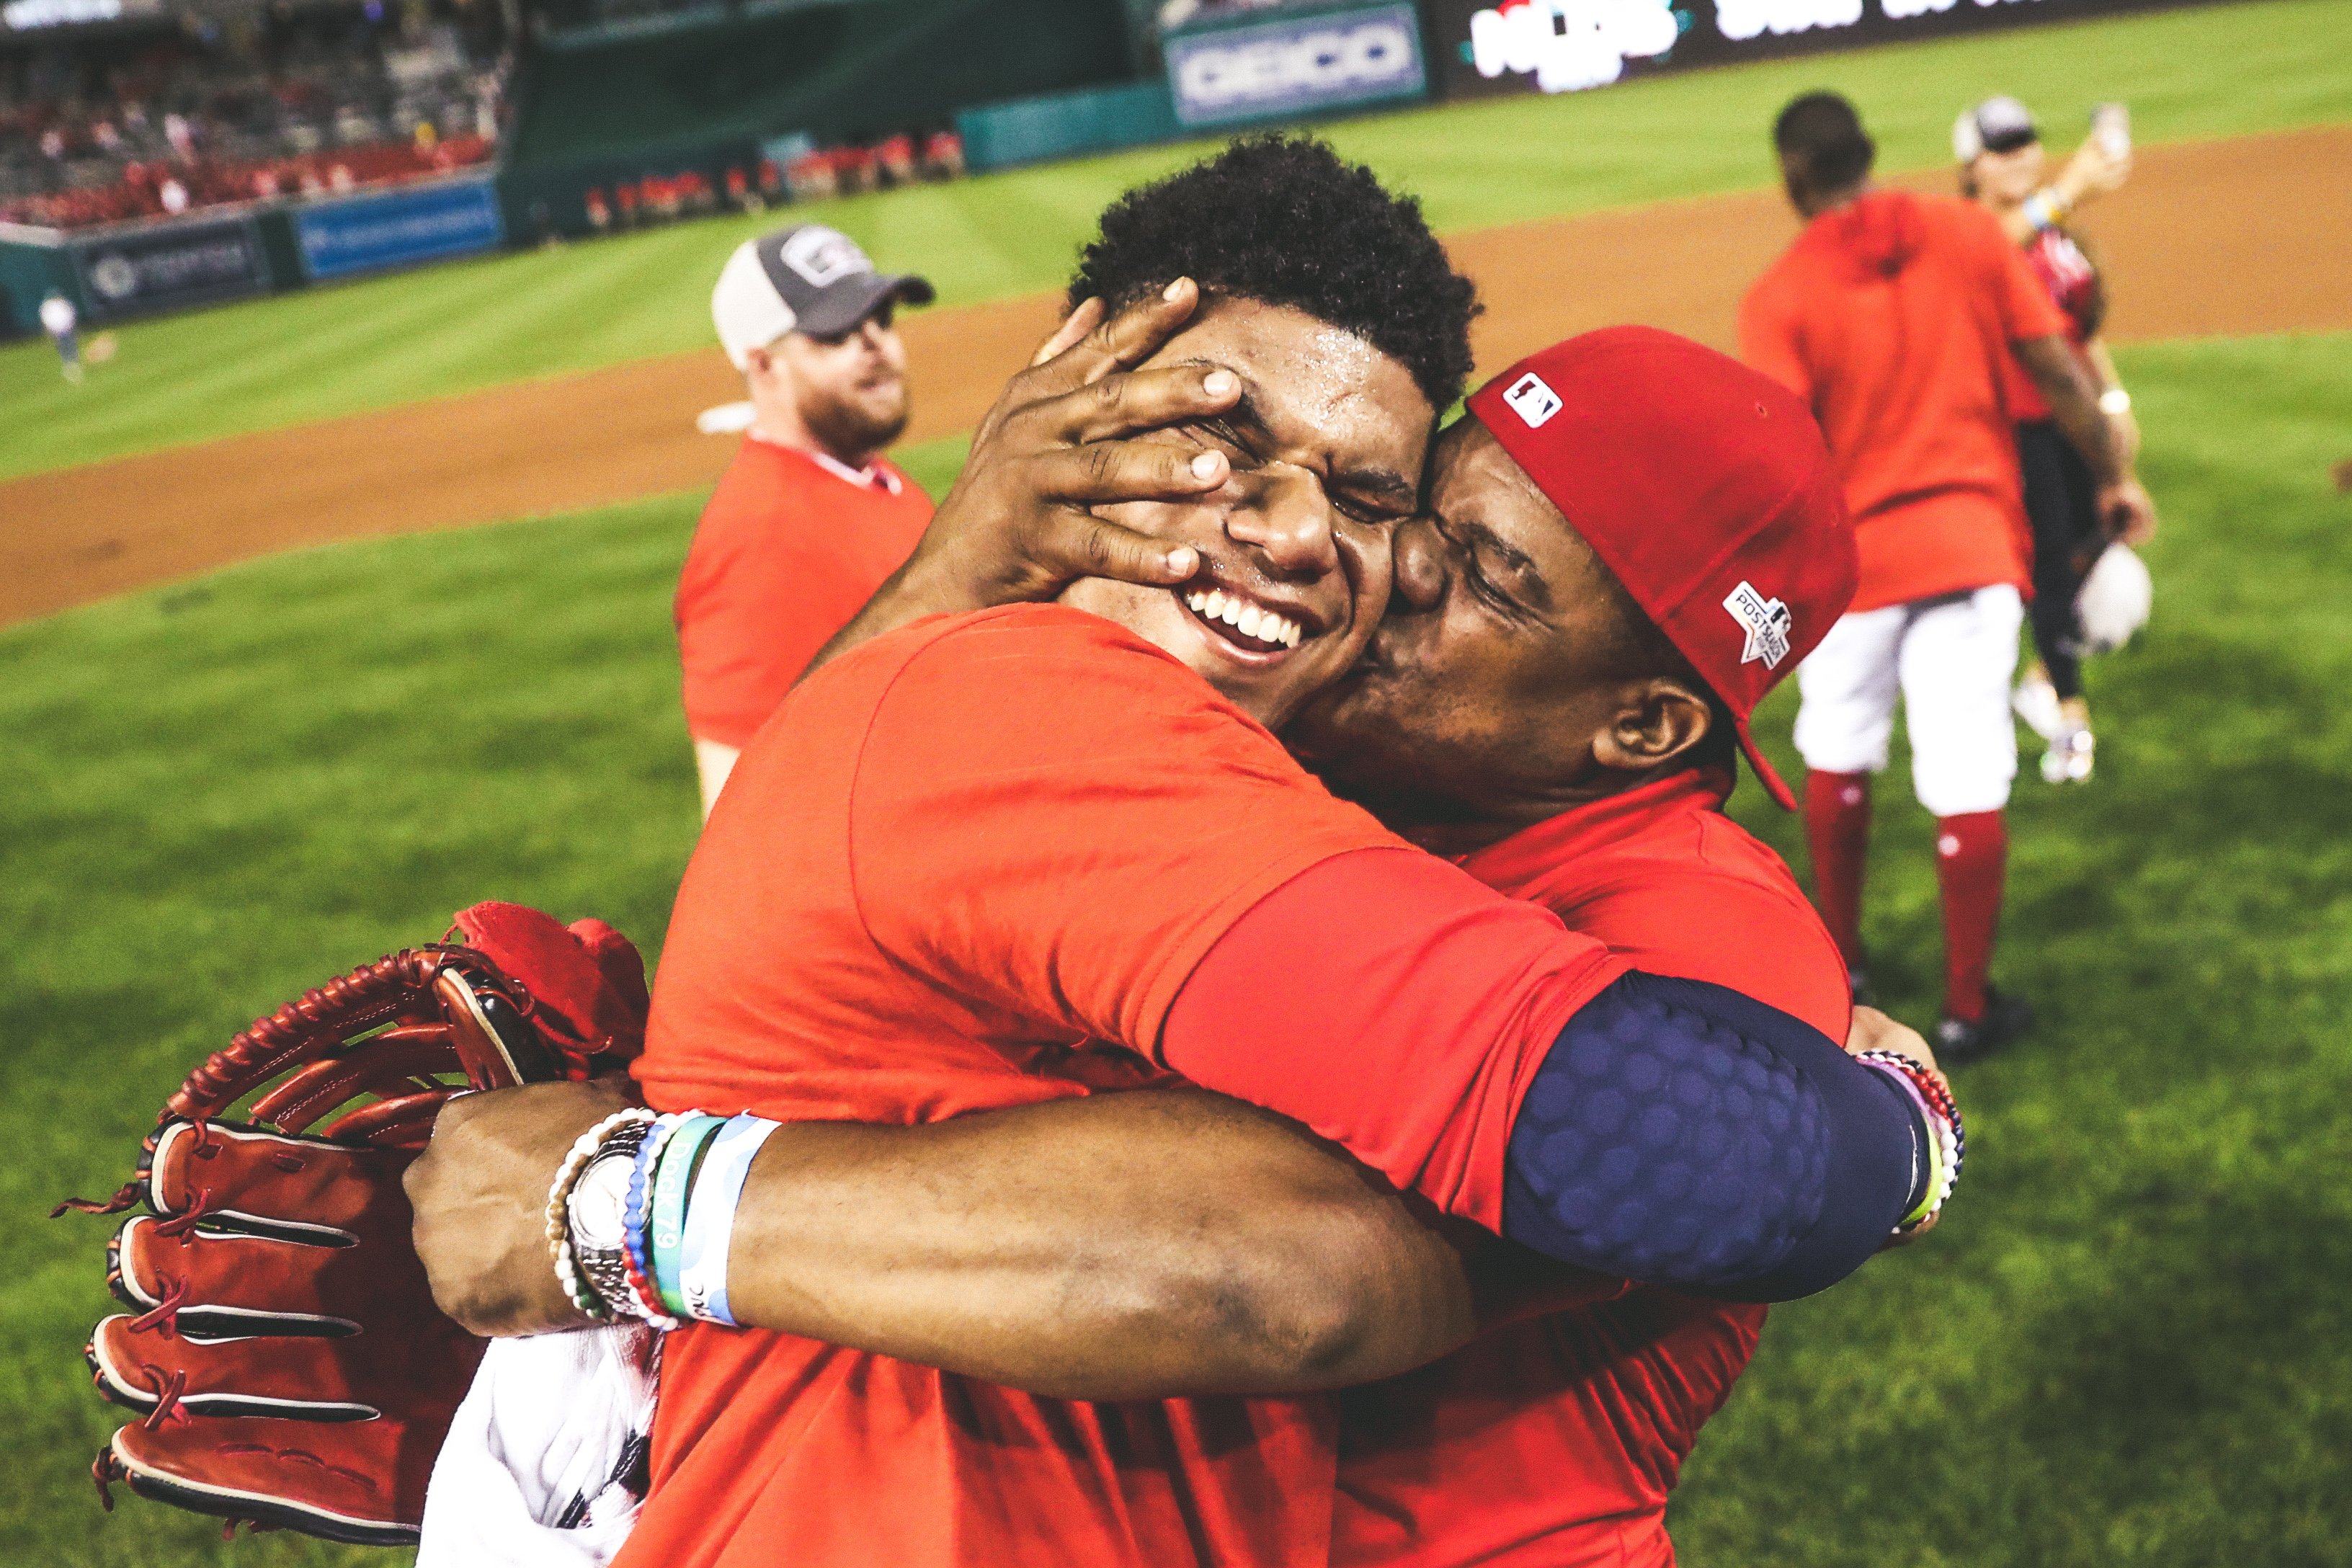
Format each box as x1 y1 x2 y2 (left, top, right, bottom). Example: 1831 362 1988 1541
847 607 1405 1052
1162 848 1626 1233
1737 275 1812 404
675 463 861 749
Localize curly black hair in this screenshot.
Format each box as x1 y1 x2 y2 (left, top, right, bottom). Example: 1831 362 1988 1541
1069 135 1478 411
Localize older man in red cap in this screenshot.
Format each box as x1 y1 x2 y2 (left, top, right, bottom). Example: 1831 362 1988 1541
416 309 1955 1567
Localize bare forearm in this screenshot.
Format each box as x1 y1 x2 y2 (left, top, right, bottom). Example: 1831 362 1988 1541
2018 334 2123 484
727 1090 1480 1399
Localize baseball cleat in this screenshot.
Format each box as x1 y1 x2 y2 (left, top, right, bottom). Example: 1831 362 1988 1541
1935 987 2034 1064
2040 725 2095 784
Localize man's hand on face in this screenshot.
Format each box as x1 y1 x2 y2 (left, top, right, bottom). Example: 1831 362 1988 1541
405 1077 641 1337
901 277 1248 607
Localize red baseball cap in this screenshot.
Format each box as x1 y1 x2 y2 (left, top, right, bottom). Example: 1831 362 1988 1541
1466 326 1857 808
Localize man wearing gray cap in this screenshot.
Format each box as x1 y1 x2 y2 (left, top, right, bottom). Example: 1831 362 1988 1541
676 223 937 815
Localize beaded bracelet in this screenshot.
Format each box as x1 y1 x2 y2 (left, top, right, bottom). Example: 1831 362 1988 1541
543 1108 656 1320
1857 1050 1964 1237
618 1114 683 1329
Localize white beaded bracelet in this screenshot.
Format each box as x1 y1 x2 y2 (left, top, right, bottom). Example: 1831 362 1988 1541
544 1107 656 1319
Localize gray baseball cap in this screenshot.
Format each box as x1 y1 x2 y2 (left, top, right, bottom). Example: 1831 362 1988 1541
1953 96 2039 163
712 223 935 369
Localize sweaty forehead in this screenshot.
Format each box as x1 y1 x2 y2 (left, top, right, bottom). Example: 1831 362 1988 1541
1151 299 1432 495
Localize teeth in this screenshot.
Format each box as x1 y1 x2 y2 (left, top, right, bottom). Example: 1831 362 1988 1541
1181 584 1305 649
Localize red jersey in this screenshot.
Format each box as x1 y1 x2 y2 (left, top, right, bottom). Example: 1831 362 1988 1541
1739 190 2067 612
625 605 1622 1568
672 435 932 749
1329 770 1852 1566
2003 225 2105 423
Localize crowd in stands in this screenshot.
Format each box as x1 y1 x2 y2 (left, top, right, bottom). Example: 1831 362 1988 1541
579 130 965 236
0 0 510 231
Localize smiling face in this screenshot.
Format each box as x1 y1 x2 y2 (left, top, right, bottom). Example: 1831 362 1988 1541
1287 419 1713 840
1060 297 1434 729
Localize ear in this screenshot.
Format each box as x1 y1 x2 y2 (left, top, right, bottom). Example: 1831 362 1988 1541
1592 678 1712 773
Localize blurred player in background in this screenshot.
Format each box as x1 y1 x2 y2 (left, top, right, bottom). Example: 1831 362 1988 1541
674 224 937 815
40 290 83 383
1956 95 2144 783
1741 92 2155 1059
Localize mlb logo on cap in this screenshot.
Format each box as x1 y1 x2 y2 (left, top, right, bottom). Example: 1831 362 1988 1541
1502 372 1563 428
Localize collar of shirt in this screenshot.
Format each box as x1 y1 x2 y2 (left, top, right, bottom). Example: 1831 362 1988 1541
1458 767 1733 899
748 432 904 495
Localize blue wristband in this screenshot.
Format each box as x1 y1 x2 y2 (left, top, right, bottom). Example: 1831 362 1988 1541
677 1114 780 1326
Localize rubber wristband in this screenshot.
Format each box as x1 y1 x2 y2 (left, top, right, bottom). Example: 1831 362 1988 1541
650 1114 723 1316
620 1115 682 1329
676 1115 781 1326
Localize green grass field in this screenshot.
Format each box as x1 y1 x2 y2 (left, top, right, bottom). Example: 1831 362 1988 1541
8 329 2349 1567
6 1 2351 1562
4 0 2349 478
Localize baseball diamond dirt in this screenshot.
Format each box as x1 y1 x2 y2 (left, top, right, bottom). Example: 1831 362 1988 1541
5 124 2346 628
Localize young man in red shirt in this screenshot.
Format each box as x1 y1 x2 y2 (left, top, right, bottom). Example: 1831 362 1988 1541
416 321 1942 1567
1738 92 2154 1057
416 131 1948 1561
675 223 937 814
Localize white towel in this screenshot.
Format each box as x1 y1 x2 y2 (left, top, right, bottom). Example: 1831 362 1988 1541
416 1325 659 1567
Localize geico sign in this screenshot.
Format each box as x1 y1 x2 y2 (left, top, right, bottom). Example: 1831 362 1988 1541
1176 17 1420 109
1466 0 1679 94
1714 0 1862 41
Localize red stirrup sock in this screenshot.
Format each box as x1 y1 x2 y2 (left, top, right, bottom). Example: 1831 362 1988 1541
1803 770 1873 971
1933 810 2008 1023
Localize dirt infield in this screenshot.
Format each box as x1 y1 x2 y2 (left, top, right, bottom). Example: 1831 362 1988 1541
6 125 2347 628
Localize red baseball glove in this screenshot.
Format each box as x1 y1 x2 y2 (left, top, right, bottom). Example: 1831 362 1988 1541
58 901 649 1545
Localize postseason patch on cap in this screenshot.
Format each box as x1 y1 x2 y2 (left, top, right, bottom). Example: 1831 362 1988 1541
1722 580 1793 669
1501 371 1563 428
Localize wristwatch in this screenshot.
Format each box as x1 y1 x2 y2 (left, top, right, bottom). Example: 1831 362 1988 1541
569 1146 641 1309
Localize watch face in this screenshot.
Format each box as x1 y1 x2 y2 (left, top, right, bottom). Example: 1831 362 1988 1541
570 1152 635 1252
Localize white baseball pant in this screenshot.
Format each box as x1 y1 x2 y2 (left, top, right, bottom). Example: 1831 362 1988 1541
1792 584 2024 818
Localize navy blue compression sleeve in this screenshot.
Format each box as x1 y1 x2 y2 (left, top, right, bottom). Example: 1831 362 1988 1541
1502 972 1929 1301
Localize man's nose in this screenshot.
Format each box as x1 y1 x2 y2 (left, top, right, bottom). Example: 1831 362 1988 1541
1223 470 1337 579
1392 516 1450 611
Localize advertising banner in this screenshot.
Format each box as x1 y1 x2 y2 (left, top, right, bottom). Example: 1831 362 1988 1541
1165 2 1428 129
1425 0 2199 102
72 216 269 321
295 177 505 282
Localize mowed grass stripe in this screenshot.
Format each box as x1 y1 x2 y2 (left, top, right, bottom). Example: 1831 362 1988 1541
5 331 2350 1565
6 0 2349 478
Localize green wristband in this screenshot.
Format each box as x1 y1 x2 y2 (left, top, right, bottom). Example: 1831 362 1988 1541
650 1113 723 1317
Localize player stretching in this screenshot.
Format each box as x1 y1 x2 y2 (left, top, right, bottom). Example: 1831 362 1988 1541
1956 95 2147 784
1740 92 2155 1059
675 224 936 815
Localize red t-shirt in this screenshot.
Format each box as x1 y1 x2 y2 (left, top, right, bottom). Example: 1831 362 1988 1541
1739 190 2067 612
2003 226 2104 423
1327 770 1852 1567
625 605 1622 1568
672 436 932 749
